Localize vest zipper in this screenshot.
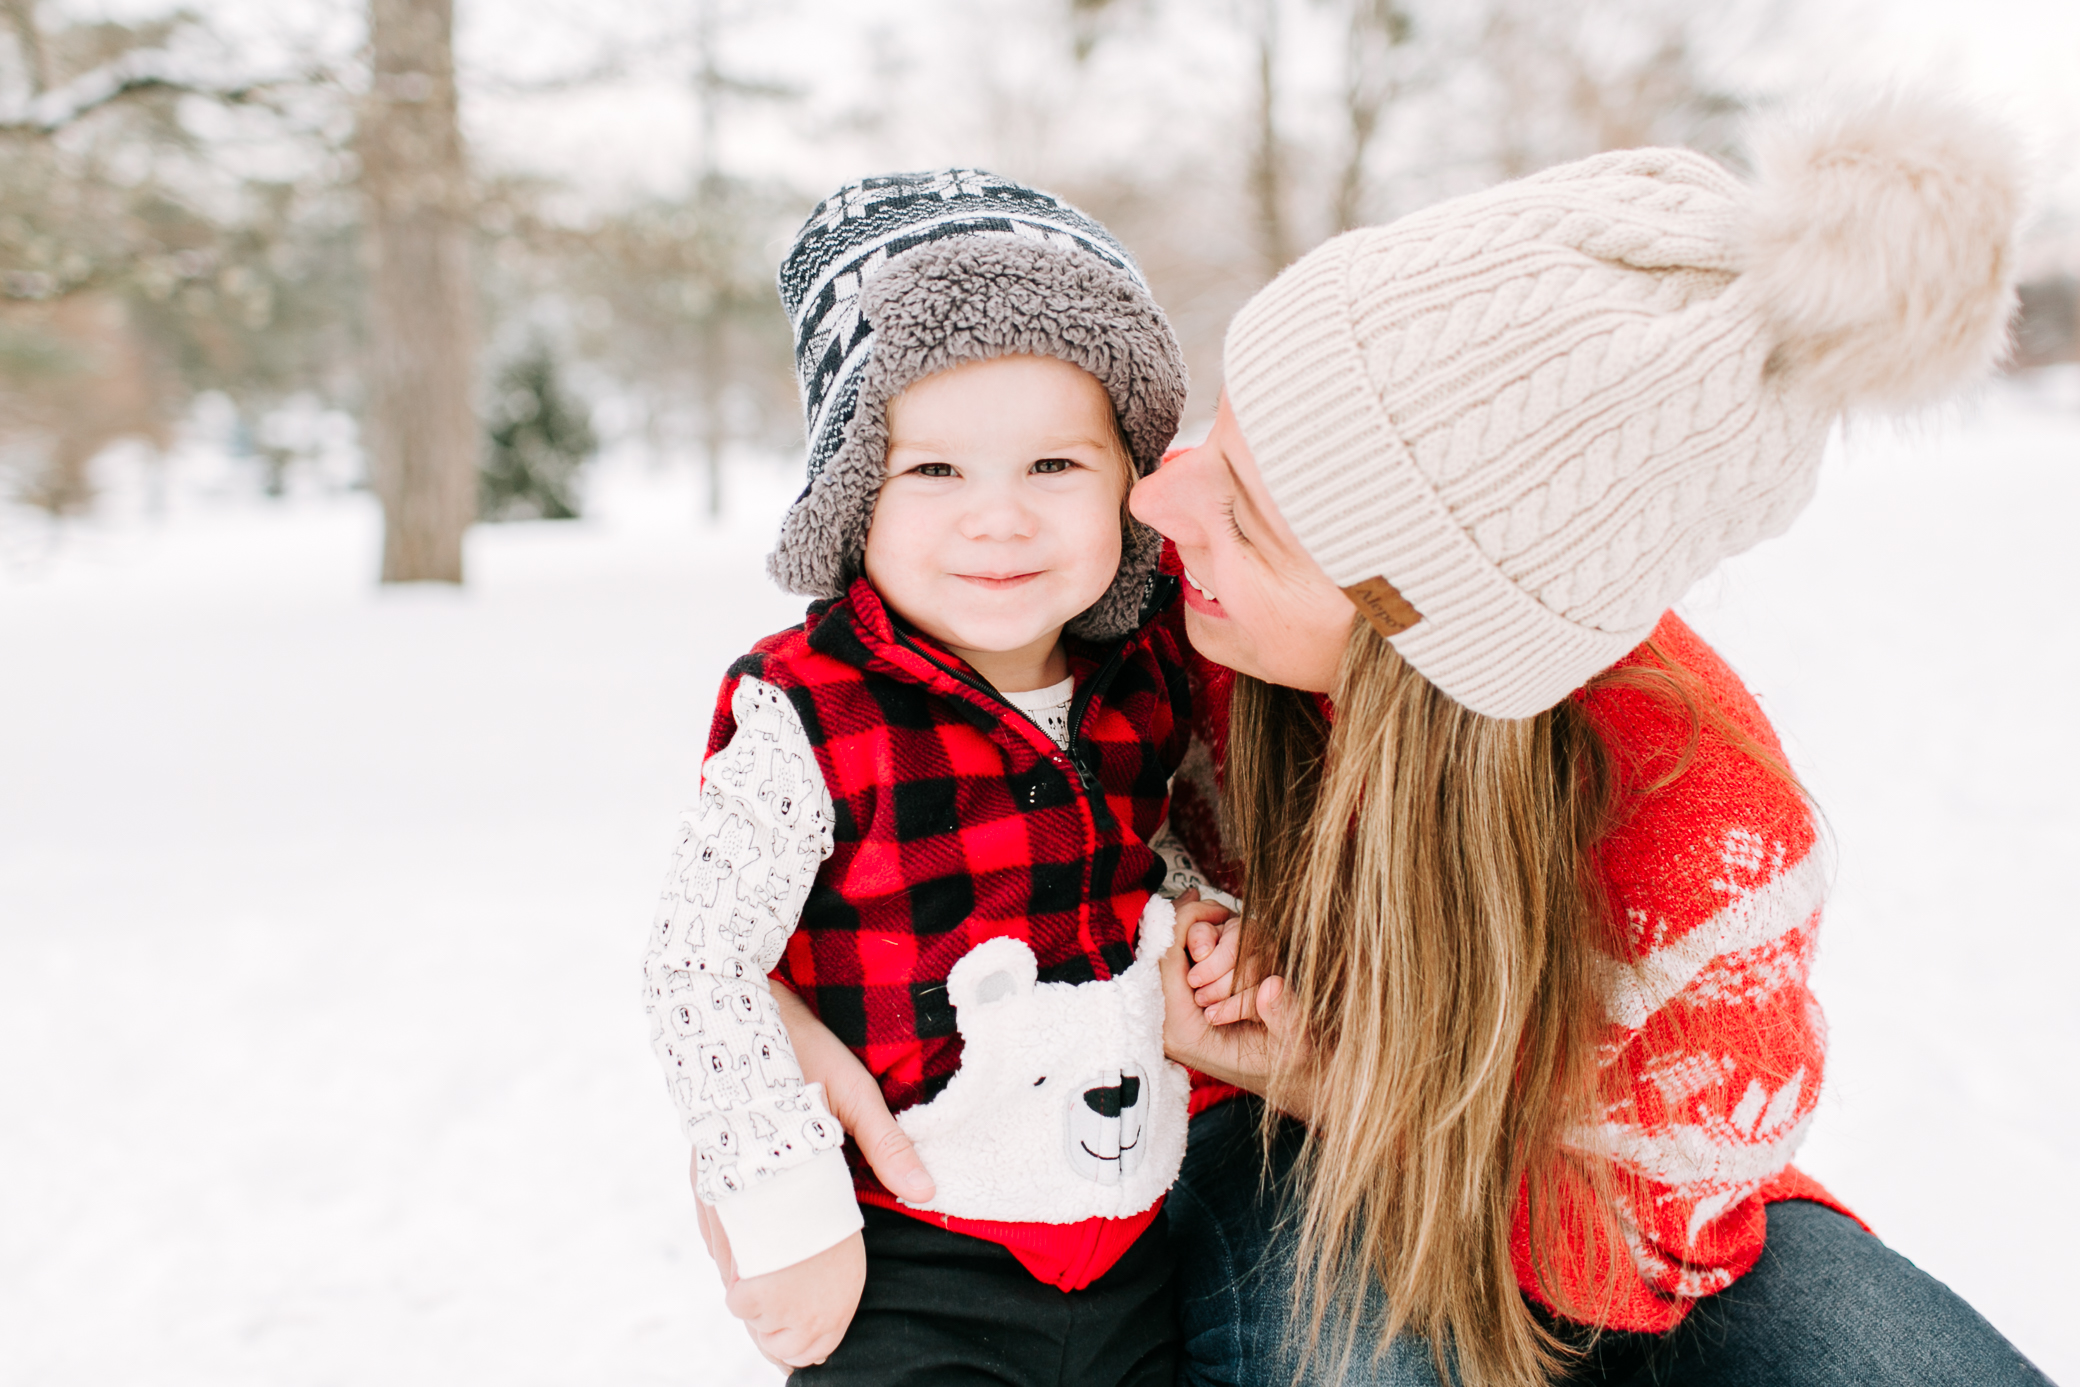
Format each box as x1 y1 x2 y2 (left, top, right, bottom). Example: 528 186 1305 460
1061 645 1131 833
888 626 1130 835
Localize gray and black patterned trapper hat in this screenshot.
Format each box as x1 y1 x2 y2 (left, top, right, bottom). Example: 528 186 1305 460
770 169 1187 641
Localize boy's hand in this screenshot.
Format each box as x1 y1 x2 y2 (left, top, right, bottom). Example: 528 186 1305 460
695 1203 867 1369
1176 896 1257 1022
724 1229 868 1370
1159 933 1315 1120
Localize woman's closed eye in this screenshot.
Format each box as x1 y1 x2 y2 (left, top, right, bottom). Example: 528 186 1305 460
1222 498 1252 547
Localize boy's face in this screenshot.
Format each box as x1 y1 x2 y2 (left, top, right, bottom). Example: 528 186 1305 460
864 354 1130 692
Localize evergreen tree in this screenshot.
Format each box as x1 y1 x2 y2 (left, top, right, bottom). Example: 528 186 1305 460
479 342 597 521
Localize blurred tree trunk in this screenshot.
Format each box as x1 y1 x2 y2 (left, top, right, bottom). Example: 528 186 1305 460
692 0 725 520
697 311 724 518
1 0 50 95
1331 0 1413 234
359 0 476 583
1247 0 1290 276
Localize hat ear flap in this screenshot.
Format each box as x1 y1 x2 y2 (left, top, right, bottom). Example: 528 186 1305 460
946 936 1038 1015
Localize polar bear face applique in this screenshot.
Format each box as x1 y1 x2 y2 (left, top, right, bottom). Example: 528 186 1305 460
892 896 1190 1223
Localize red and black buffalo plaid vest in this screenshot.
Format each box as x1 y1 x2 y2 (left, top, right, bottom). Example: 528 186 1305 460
703 574 1192 1287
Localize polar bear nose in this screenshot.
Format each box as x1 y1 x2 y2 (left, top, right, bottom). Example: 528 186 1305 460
1082 1075 1142 1118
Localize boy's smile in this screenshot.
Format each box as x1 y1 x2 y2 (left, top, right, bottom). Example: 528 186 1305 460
864 354 1132 694
955 571 1044 589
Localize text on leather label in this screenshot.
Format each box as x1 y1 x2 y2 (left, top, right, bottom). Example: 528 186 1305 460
1342 575 1423 638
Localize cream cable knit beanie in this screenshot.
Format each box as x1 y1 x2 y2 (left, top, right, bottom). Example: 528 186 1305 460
1224 93 2023 718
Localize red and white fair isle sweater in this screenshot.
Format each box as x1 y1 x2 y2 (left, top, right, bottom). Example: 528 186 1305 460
1166 609 1856 1333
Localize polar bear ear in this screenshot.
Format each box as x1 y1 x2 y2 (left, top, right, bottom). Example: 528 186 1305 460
946 935 1038 1015
1136 894 1177 958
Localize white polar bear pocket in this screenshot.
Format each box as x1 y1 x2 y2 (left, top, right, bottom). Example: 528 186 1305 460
893 895 1190 1224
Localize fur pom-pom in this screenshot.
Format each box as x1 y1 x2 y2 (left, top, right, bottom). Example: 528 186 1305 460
1743 92 2024 409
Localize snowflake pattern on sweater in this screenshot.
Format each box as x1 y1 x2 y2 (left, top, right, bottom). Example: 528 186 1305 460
1534 613 1836 1327
1572 826 1827 1305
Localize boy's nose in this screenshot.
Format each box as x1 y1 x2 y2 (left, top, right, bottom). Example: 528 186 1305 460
960 486 1039 541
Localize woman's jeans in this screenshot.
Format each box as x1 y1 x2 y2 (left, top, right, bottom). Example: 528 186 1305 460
1170 1099 2054 1386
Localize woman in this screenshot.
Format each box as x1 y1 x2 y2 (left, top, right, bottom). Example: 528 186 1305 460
1130 93 2047 1386
701 94 2050 1385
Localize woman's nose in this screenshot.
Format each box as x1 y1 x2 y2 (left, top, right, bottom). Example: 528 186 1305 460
1129 448 1195 539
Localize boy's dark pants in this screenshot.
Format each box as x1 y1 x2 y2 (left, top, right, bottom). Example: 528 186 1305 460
789 1205 1179 1386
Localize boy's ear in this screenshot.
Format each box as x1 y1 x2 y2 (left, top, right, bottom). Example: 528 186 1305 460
946 935 1038 1014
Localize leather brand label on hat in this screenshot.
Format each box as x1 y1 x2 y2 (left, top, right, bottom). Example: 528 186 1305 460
1343 576 1422 638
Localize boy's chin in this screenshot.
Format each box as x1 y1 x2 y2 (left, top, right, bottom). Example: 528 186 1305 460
937 597 1089 648
939 620 1066 660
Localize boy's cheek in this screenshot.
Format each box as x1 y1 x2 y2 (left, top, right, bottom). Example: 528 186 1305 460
862 493 949 577
1049 493 1129 558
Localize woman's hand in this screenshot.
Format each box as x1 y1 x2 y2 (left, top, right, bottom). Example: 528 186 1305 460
772 981 937 1204
687 984 935 1214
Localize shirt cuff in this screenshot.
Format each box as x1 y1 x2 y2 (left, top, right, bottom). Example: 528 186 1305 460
1162 877 1241 915
709 1147 864 1279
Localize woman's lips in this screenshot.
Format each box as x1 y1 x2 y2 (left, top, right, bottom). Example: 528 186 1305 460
955 571 1043 590
1180 567 1226 617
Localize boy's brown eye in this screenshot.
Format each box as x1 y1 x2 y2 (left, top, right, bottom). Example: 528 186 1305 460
1033 458 1071 474
915 463 955 478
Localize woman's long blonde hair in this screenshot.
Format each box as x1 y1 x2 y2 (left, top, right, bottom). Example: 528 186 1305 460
1226 619 1630 1387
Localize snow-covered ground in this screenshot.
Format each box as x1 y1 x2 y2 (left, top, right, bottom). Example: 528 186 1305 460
2 379 2075 1385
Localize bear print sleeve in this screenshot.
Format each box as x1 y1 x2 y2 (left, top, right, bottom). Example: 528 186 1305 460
640 676 860 1278
1151 814 1241 916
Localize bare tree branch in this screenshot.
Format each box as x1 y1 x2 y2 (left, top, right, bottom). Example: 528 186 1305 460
463 55 634 98
462 45 798 102
0 49 307 136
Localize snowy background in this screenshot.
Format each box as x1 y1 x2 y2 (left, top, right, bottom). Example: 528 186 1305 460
3 374 2076 1385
